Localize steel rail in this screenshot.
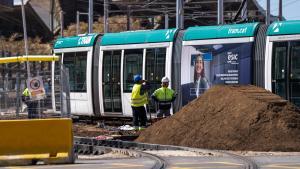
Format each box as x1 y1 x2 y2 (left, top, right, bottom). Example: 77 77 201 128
74 136 258 169
74 143 166 169
219 151 259 169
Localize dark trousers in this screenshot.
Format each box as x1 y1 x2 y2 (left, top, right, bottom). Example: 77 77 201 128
157 109 171 118
27 101 38 119
132 106 147 127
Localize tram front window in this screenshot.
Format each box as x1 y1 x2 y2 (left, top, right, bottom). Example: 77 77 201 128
63 52 87 92
123 49 143 92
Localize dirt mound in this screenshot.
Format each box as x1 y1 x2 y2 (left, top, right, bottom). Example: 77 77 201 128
136 85 300 151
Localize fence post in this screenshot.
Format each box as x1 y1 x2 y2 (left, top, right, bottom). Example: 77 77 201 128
16 63 21 118
65 68 70 117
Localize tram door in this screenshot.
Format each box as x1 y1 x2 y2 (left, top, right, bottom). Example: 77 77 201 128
272 41 300 107
102 51 122 114
145 48 166 112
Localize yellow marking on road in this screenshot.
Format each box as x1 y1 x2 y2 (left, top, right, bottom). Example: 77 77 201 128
174 161 243 166
170 167 203 169
170 167 240 169
3 163 144 169
265 163 300 169
168 161 244 169
6 167 32 169
111 163 144 167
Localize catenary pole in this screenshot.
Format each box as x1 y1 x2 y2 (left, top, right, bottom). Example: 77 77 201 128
218 0 224 24
176 0 184 29
88 0 93 33
21 0 30 78
76 11 80 35
104 0 109 33
278 0 283 21
60 11 64 37
165 12 169 29
266 0 270 25
20 0 30 118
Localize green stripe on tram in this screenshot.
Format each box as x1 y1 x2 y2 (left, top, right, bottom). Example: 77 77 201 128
184 22 259 41
267 20 300 36
54 34 98 49
101 29 178 46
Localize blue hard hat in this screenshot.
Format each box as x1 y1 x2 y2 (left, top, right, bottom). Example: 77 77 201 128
133 74 142 83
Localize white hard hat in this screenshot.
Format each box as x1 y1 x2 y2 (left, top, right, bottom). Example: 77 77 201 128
161 77 169 83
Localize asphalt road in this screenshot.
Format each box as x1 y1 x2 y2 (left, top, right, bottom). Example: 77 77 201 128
2 155 300 169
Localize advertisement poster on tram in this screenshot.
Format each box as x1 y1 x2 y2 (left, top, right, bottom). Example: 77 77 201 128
181 42 253 105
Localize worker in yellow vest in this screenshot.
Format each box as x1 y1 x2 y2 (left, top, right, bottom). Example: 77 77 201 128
22 88 38 119
131 74 150 129
151 77 176 118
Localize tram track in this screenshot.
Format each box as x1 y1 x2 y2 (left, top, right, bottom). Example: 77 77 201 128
74 136 259 169
74 139 166 169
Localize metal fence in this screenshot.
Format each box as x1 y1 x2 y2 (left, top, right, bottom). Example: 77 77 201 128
0 51 70 119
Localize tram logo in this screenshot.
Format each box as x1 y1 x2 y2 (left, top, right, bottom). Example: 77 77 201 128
55 40 63 47
165 29 176 40
272 23 283 33
78 36 93 45
228 27 247 34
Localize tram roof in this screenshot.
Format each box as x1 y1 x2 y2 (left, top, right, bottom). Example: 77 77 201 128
53 34 99 49
267 20 300 36
183 22 259 41
101 29 177 46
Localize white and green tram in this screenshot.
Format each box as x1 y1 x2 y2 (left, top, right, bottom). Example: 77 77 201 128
52 20 300 117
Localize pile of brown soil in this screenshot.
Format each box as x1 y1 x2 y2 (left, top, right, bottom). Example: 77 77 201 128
136 85 300 151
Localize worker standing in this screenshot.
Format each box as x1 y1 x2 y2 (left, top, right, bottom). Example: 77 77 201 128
131 74 150 130
151 77 176 118
22 87 38 119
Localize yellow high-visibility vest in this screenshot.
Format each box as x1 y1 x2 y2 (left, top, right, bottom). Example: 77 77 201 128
22 88 30 97
153 87 175 101
131 84 148 107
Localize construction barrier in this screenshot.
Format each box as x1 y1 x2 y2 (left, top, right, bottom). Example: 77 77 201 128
0 118 74 166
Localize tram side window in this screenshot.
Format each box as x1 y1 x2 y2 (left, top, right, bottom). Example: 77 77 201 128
63 52 87 92
146 48 166 92
291 43 300 79
123 49 143 92
272 43 287 80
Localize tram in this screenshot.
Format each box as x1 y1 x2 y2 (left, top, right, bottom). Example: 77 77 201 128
52 20 300 117
265 20 300 107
